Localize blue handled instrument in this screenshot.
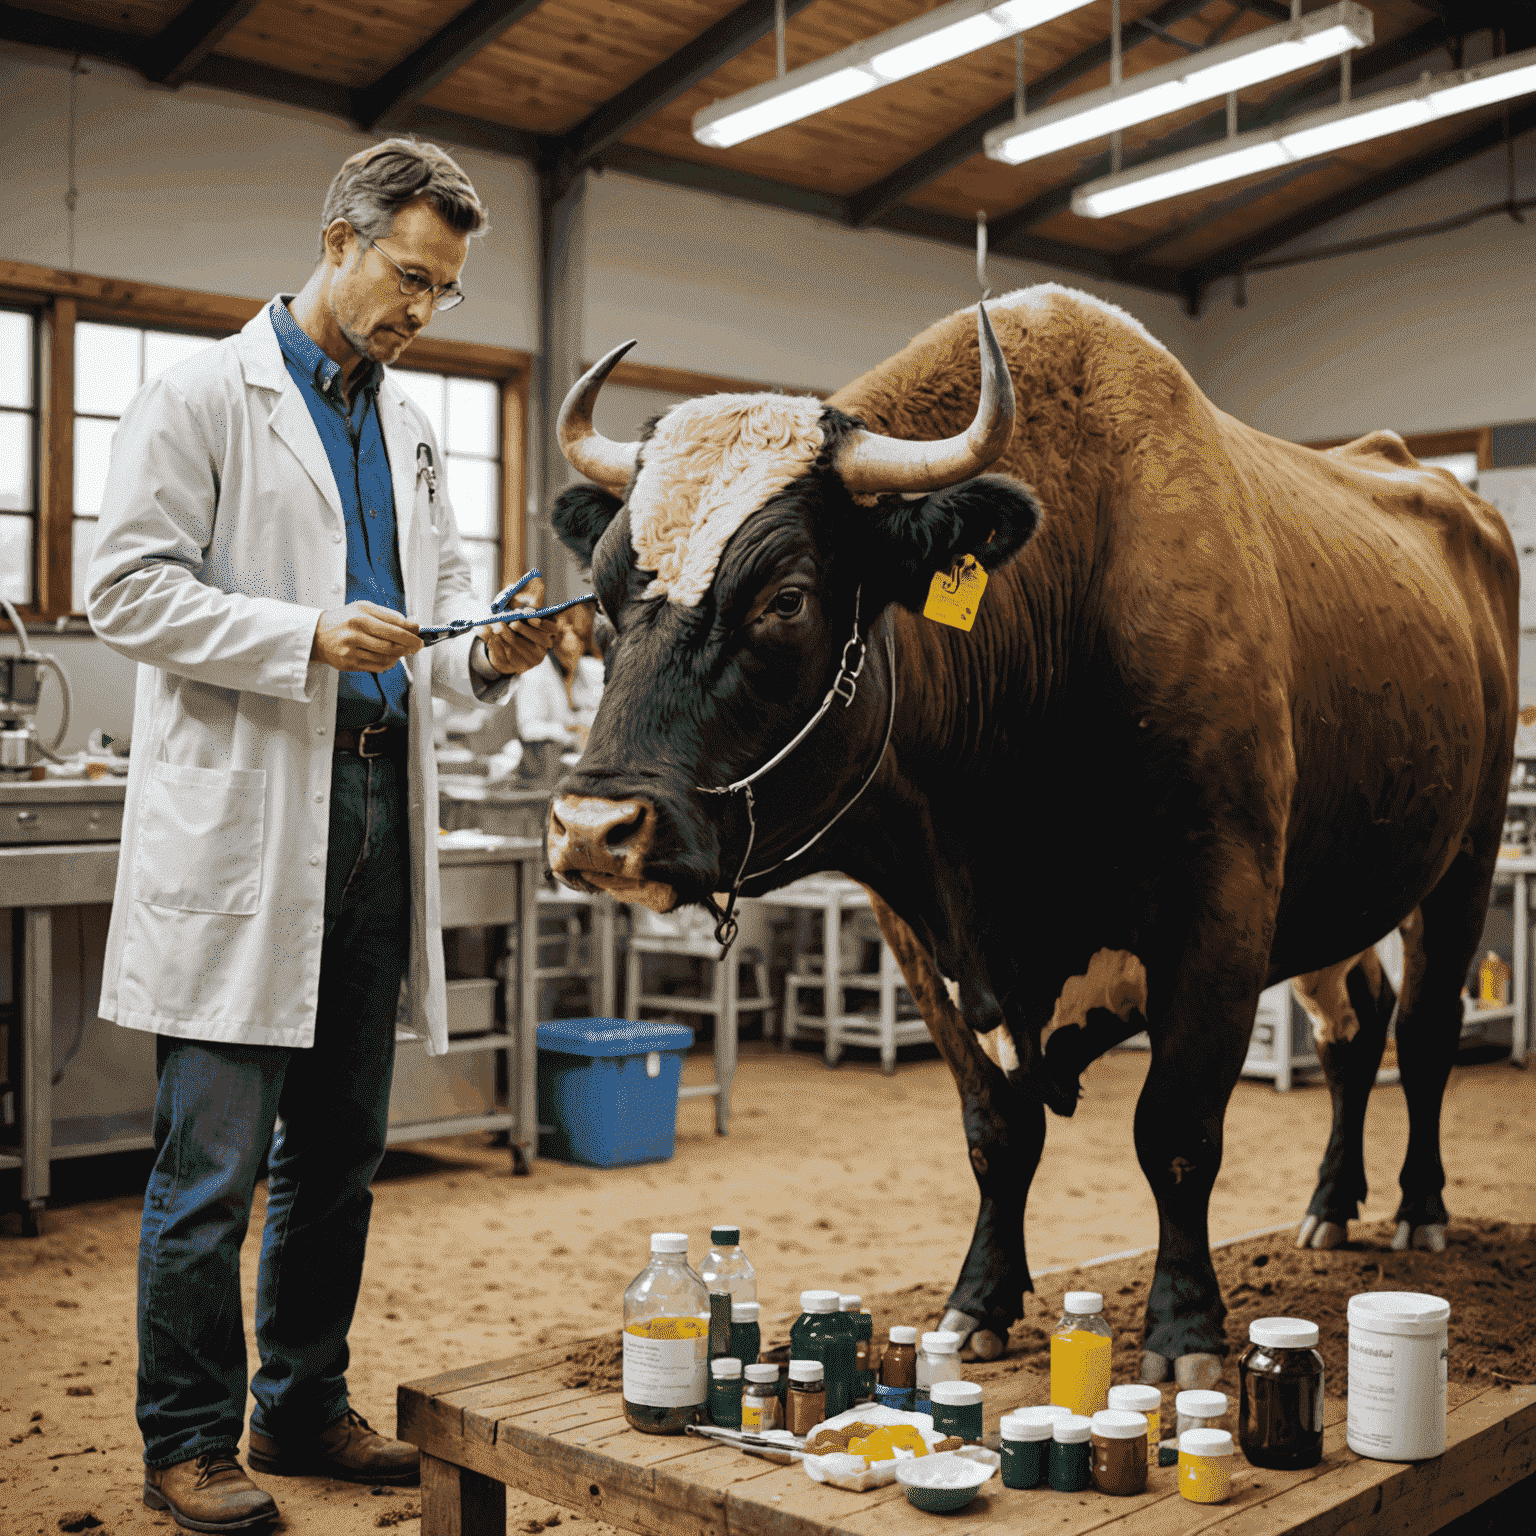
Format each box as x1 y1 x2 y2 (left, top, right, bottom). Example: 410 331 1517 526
417 568 598 646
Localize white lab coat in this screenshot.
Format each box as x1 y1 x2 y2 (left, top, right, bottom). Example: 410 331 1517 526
87 303 512 1055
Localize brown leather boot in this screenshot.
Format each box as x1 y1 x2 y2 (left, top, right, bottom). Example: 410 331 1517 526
143 1449 279 1532
247 1407 419 1485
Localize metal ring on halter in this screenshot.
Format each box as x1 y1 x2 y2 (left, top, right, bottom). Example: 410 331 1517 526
696 589 897 954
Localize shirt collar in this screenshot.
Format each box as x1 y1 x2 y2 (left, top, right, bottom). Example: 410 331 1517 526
269 295 383 401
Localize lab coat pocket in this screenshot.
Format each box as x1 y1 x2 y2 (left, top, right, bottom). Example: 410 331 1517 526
132 762 268 915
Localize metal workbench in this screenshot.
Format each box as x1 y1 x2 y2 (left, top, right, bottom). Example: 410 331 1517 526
1 777 547 1234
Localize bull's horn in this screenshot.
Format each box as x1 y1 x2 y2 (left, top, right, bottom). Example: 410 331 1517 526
835 304 1014 495
557 339 643 492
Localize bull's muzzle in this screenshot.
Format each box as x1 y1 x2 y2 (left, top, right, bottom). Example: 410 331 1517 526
547 794 677 912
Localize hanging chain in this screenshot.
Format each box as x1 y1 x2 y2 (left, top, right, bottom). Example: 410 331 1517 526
1014 32 1025 122
66 54 86 271
775 0 786 78
1110 0 1122 174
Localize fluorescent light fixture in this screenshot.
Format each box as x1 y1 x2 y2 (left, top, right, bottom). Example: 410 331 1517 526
694 0 1092 150
1072 43 1536 217
984 2 1373 166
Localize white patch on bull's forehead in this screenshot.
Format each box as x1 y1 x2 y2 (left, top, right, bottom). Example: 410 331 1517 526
628 392 826 607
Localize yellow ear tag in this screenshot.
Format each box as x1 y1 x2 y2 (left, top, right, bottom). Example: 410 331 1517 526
923 554 987 632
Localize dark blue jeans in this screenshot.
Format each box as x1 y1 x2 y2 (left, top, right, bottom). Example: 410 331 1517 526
136 752 410 1468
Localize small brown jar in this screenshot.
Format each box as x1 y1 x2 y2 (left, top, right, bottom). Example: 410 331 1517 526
875 1325 917 1412
1089 1410 1149 1495
786 1359 827 1436
1239 1317 1324 1470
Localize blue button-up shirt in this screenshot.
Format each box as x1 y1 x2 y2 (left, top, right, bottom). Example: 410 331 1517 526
270 296 409 729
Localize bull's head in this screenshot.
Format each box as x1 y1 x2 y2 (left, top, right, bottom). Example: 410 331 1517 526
545 305 1042 914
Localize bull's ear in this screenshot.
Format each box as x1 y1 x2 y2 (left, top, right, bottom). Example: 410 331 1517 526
552 484 624 565
865 474 1042 610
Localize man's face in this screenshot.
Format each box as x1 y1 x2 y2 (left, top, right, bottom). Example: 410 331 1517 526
326 197 470 366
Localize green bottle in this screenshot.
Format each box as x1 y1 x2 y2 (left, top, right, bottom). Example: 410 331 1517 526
791 1290 854 1418
840 1294 874 1400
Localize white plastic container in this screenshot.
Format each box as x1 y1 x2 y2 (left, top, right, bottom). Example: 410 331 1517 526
1346 1291 1449 1461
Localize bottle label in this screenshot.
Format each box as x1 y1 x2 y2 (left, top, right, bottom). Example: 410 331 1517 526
875 1383 915 1413
624 1318 708 1408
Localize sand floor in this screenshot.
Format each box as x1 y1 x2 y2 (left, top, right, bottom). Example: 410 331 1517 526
2 1040 1533 1535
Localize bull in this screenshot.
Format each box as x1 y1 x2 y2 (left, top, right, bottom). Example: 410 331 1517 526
544 285 1517 1384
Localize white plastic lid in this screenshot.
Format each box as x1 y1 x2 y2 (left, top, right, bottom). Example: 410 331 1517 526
921 1330 961 1353
1347 1291 1451 1337
1053 1414 1094 1444
839 1294 862 1310
744 1363 780 1383
1107 1385 1162 1414
1175 1390 1227 1418
1063 1291 1104 1314
650 1232 689 1254
929 1380 983 1406
1249 1316 1320 1349
1090 1410 1148 1441
1001 1413 1055 1442
1180 1429 1234 1457
889 1325 918 1345
711 1357 743 1378
789 1359 825 1383
732 1301 762 1323
800 1290 839 1313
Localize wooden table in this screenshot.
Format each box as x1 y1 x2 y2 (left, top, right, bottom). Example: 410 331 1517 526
399 1344 1536 1536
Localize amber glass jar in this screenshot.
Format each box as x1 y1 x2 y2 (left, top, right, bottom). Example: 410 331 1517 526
1238 1318 1324 1470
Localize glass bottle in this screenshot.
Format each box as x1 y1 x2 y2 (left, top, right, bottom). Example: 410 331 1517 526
791 1290 855 1417
1049 1291 1113 1417
840 1294 875 1400
742 1363 784 1433
699 1224 757 1301
730 1299 762 1366
877 1325 918 1412
914 1330 963 1411
1238 1318 1324 1469
786 1359 827 1436
1174 1390 1227 1439
622 1231 709 1435
709 1357 743 1429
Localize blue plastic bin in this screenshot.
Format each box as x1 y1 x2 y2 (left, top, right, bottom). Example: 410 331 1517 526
536 1017 694 1167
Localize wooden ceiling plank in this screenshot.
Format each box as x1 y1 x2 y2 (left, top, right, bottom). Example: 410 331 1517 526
845 0 1222 229
987 14 1455 253
144 0 262 86
354 0 550 130
562 0 819 173
1178 101 1536 298
0 1 144 66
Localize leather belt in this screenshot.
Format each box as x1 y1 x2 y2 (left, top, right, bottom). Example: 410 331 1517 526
334 723 408 758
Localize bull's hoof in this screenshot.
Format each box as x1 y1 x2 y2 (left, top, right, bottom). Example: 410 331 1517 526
940 1308 1009 1360
1174 1353 1224 1390
1392 1221 1447 1253
1140 1350 1172 1384
1297 1214 1350 1250
967 1329 1007 1361
939 1308 979 1344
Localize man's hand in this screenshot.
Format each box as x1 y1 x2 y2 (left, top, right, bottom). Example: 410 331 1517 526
479 614 557 675
311 602 422 673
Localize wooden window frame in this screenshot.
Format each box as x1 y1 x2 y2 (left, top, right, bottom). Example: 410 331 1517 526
1303 427 1493 472
0 259 530 624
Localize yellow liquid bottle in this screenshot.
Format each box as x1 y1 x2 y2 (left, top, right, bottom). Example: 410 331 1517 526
622 1233 710 1434
1050 1291 1114 1417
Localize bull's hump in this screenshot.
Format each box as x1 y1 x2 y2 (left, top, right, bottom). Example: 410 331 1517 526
628 392 826 607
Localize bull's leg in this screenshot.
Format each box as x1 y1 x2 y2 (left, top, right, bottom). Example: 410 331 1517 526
1391 843 1497 1252
1293 942 1400 1250
864 889 1038 1359
1133 982 1255 1386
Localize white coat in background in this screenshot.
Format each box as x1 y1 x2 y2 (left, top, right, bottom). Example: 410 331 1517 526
516 654 604 744
86 304 514 1056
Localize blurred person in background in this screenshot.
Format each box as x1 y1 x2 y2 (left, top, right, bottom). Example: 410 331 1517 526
86 137 555 1532
515 582 605 783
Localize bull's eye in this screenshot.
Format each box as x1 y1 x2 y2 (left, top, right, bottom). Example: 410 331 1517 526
770 587 805 620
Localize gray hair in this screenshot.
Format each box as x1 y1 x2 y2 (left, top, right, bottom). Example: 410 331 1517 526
320 137 489 254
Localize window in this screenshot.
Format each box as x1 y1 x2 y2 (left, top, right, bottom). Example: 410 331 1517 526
73 322 220 611
0 309 38 606
393 367 504 603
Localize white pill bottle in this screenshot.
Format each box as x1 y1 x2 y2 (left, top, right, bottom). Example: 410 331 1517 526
1346 1292 1449 1461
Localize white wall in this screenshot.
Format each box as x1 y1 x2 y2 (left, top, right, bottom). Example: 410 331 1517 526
0 52 541 352
1191 137 1536 443
584 169 1202 393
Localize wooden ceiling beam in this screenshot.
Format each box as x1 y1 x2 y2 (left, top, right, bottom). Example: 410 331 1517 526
142 0 262 87
353 0 549 131
1176 100 1536 303
987 15 1456 254
562 0 820 174
845 0 1228 229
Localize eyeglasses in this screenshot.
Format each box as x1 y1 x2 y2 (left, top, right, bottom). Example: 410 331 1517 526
365 236 466 312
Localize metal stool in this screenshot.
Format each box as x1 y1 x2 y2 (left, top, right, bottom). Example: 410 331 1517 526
534 886 618 1019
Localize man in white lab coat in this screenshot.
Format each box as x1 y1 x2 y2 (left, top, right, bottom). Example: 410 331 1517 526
86 139 554 1532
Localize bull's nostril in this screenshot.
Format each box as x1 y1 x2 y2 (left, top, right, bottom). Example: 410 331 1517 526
604 803 646 849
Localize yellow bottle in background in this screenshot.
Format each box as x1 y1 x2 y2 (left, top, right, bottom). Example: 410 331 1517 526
1050 1291 1114 1417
